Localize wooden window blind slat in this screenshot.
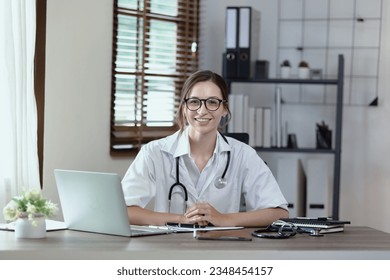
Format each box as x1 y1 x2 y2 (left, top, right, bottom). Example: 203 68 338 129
111 0 199 155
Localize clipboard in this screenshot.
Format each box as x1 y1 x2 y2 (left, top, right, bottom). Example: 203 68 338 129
166 222 243 233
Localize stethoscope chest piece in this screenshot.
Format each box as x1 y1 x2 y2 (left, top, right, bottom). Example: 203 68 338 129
214 177 227 189
213 134 231 189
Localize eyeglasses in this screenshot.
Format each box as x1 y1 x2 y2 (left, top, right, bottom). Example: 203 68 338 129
184 97 226 111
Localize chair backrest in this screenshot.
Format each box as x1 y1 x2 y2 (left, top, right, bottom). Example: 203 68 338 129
225 133 250 213
224 133 249 144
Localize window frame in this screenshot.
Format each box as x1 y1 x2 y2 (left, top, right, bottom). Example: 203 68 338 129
110 0 200 156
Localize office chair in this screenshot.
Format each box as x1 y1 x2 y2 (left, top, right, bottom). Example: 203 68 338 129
224 132 269 212
224 132 249 144
224 132 250 212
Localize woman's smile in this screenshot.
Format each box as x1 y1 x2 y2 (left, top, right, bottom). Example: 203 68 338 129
195 117 212 122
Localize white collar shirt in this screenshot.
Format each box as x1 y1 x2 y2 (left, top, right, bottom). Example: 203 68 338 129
121 127 288 214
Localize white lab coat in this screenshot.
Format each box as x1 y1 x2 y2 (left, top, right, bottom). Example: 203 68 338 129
122 127 288 214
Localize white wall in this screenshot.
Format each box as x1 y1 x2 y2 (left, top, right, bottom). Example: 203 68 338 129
43 0 130 220
44 0 390 232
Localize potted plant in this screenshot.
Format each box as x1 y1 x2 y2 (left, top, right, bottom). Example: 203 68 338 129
280 60 291 78
298 60 310 79
3 189 58 238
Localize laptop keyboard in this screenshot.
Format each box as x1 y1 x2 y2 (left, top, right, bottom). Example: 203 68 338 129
130 225 172 236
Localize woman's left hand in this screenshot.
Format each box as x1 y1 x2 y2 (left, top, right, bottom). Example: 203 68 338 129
184 202 230 226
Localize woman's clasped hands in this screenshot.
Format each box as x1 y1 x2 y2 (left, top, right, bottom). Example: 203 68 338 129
183 202 231 227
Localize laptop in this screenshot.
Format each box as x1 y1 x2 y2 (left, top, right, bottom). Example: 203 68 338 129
54 169 173 237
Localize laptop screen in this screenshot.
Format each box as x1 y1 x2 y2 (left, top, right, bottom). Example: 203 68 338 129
54 169 132 236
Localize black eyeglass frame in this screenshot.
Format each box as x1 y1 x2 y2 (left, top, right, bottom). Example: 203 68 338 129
184 97 227 111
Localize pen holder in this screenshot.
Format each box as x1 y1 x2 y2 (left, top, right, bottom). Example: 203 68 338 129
316 129 332 149
287 133 298 149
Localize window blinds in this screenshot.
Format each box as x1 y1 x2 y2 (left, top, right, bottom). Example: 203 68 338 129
111 0 199 155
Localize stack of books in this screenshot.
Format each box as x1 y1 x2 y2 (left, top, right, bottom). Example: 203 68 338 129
272 217 350 235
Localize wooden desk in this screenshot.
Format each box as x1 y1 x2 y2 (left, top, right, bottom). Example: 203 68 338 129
1 226 390 260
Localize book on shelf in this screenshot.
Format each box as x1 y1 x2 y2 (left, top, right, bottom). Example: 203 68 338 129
228 94 236 133
255 107 263 147
248 107 256 146
262 107 272 147
243 95 249 132
275 87 282 147
228 93 248 134
227 93 273 147
233 94 242 132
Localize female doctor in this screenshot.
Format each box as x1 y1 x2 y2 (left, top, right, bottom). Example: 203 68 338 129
121 70 288 227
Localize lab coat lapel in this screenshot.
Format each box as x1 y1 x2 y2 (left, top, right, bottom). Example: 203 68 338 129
196 155 220 198
197 133 231 198
177 158 198 200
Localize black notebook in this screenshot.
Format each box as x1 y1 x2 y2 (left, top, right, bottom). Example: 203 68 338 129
273 218 351 229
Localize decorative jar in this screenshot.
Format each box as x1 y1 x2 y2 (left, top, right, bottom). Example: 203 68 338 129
298 67 310 79
298 60 310 79
280 60 291 78
3 189 57 239
14 213 46 239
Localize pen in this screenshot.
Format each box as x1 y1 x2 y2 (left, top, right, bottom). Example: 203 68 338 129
148 225 169 230
166 222 202 228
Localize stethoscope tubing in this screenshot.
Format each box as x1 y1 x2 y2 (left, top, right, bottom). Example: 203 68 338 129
220 147 230 179
168 133 230 211
168 158 189 202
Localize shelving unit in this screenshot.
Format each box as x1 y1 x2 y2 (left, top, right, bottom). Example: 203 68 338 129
225 54 344 220
276 0 382 106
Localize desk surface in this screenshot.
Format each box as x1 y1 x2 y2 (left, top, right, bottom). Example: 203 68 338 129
1 226 390 260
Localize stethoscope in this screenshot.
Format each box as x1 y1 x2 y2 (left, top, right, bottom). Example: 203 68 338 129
168 133 231 212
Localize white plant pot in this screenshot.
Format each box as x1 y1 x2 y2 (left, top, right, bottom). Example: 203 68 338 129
14 214 46 239
280 66 291 79
298 67 310 79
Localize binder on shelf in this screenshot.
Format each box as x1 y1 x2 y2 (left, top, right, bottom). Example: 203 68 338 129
237 7 251 79
306 159 332 217
223 7 238 79
223 6 259 79
238 7 260 79
276 158 306 217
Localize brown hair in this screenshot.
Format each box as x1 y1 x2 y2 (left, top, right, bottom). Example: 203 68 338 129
175 70 231 132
